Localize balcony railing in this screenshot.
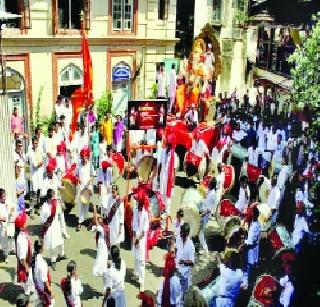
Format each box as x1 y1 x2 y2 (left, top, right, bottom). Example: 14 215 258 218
256 42 295 77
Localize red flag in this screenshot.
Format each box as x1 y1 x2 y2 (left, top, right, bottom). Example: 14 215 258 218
81 28 93 108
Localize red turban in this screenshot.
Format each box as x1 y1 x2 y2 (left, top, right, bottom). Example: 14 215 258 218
15 213 27 229
102 160 112 170
80 147 90 158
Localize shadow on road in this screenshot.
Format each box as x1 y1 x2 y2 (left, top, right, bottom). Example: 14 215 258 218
0 282 23 305
80 248 96 259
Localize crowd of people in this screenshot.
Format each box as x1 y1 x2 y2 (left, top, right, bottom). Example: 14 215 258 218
0 73 319 307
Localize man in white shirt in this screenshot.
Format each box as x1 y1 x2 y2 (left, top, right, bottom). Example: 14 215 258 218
191 132 209 180
55 95 65 121
44 126 58 159
64 98 73 134
15 213 35 295
215 252 244 307
75 148 93 231
132 198 149 292
176 223 195 301
267 178 281 224
199 179 216 253
232 123 247 143
277 158 290 193
185 104 199 127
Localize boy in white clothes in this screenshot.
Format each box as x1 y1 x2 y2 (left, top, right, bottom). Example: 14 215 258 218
173 209 184 239
75 148 93 231
176 223 195 301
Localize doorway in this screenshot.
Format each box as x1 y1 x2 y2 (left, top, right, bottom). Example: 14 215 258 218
59 63 83 98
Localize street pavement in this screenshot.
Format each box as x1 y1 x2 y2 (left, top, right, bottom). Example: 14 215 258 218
0 172 220 306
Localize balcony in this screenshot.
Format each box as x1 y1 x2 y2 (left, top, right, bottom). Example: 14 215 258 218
255 26 298 78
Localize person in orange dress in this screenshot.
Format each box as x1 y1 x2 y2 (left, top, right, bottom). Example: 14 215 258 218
176 79 186 115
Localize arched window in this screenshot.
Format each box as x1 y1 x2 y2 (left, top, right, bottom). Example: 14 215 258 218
59 63 83 86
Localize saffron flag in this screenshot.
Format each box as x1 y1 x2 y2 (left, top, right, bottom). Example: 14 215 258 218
81 28 93 108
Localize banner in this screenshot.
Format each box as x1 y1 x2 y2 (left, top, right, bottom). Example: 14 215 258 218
128 99 168 130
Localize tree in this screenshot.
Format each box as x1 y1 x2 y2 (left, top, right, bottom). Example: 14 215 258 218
289 12 320 109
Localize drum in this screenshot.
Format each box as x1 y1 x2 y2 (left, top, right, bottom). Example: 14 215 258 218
222 165 235 192
138 156 156 183
181 188 202 211
224 216 241 240
59 178 76 204
216 199 241 234
248 275 278 307
230 144 248 161
80 188 91 205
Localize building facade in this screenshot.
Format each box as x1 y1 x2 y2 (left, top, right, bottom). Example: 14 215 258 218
193 0 257 98
2 0 178 128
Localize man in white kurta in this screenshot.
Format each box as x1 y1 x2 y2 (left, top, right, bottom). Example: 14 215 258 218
235 181 250 213
28 137 44 212
98 159 113 214
267 178 281 223
191 134 209 179
277 159 290 194
75 150 93 230
41 189 65 268
292 211 309 253
132 202 149 291
176 223 195 300
159 145 178 213
16 215 35 295
210 145 223 174
156 64 167 98
199 179 216 253
243 207 261 288
107 192 124 246
215 164 225 207
44 127 58 159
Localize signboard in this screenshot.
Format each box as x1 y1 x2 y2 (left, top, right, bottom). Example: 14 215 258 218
128 99 168 130
112 62 131 81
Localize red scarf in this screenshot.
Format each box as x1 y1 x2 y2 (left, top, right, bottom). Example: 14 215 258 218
41 199 57 238
162 253 176 307
166 147 176 198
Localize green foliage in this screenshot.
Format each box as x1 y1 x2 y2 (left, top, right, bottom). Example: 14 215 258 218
151 83 158 99
96 91 112 121
288 12 320 109
32 85 55 135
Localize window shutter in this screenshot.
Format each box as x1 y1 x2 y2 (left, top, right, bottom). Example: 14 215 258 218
52 0 58 34
84 0 91 30
20 0 31 29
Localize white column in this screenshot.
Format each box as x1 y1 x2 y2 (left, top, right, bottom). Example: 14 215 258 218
0 94 16 207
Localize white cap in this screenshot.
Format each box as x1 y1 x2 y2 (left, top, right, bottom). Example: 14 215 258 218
208 43 212 48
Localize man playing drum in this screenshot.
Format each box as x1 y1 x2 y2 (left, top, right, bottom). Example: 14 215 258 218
190 131 209 180
75 147 93 231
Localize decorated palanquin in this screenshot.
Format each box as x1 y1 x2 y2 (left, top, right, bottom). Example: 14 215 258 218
124 156 168 250
249 275 279 307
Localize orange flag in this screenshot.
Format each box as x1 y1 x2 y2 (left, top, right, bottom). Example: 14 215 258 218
81 28 93 108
